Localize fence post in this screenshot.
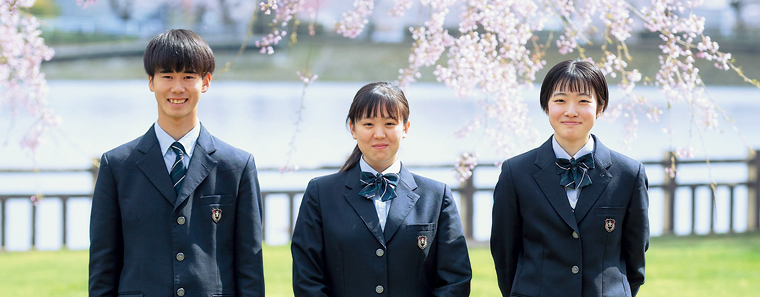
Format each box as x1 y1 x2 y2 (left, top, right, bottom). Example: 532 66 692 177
90 158 100 193
1 197 5 251
662 151 677 235
460 172 476 240
748 150 760 232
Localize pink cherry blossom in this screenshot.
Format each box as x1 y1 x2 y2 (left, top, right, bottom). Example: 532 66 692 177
1 0 56 156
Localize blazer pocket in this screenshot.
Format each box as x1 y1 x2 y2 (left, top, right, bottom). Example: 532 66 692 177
201 194 234 205
118 293 143 297
594 207 625 214
406 223 436 232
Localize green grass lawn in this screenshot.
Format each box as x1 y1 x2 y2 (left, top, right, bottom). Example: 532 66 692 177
1 233 759 296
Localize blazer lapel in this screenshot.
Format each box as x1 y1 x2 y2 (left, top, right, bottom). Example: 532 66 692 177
174 125 218 210
533 137 579 231
573 135 613 223
383 165 420 242
343 165 386 247
134 126 177 206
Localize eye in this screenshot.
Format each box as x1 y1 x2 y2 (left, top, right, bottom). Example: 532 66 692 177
552 98 565 103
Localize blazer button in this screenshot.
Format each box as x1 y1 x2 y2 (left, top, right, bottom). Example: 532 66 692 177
572 231 579 239
177 288 185 296
376 248 385 257
572 266 580 274
177 216 186 225
176 252 185 261
375 285 384 294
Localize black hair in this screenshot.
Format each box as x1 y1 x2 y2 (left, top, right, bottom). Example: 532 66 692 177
339 82 410 172
143 29 215 77
540 59 609 114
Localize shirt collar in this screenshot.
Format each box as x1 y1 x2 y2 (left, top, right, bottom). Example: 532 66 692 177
154 121 200 158
359 156 402 175
552 135 594 160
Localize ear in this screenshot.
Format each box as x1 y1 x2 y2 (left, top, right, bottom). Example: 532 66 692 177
402 121 410 138
349 121 357 140
201 73 212 93
148 76 155 92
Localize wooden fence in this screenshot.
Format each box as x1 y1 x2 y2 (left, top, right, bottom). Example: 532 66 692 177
2 150 759 250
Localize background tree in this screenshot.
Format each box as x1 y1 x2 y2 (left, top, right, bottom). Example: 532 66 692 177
2 0 757 178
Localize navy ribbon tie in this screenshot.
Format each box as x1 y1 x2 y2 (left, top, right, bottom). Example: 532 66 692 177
556 153 595 189
358 171 399 202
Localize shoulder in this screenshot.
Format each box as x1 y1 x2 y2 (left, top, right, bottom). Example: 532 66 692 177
308 170 351 188
102 135 143 162
603 147 646 179
501 146 541 170
410 173 447 193
208 136 254 164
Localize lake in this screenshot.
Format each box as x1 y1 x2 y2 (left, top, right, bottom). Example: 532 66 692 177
1 81 759 250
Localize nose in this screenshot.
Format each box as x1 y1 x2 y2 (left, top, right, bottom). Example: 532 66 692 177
373 127 385 139
171 79 185 93
564 103 579 117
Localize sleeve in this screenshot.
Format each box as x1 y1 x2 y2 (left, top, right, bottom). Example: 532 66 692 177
235 154 265 297
431 184 473 297
88 153 124 296
490 160 523 296
623 163 650 296
291 179 331 297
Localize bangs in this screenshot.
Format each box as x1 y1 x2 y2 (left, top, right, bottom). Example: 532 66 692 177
144 29 215 76
154 43 208 73
356 94 402 121
552 75 594 95
346 82 409 126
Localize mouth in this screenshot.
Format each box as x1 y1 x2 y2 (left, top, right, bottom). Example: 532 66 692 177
372 144 389 149
169 98 188 104
562 121 581 125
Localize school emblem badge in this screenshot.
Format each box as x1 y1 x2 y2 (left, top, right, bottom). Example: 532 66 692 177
212 208 222 223
605 218 616 233
417 235 428 250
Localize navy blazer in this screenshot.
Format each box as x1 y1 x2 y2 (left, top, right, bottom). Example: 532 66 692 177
89 125 264 297
491 135 649 297
291 164 472 297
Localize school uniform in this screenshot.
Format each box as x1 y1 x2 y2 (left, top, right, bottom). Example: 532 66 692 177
291 159 472 297
491 135 649 297
89 124 265 297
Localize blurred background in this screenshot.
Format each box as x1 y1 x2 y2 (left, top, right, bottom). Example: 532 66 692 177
1 0 759 296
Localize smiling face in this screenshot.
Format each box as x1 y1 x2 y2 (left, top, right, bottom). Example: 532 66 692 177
547 88 601 153
149 70 210 129
350 108 410 173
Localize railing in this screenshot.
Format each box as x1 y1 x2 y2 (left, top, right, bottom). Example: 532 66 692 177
2 150 759 250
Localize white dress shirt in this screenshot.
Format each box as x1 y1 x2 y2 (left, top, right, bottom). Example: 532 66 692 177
154 122 200 174
359 156 402 231
552 135 595 210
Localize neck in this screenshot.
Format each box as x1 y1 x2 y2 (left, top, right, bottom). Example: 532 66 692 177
365 156 396 174
556 135 589 157
158 116 198 141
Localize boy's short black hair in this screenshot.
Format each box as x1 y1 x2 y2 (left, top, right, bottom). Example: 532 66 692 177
143 29 215 77
540 59 609 113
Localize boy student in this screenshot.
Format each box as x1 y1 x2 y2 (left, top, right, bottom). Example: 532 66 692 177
89 29 265 297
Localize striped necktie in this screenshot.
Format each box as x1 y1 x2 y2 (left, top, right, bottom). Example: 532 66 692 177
170 142 187 195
